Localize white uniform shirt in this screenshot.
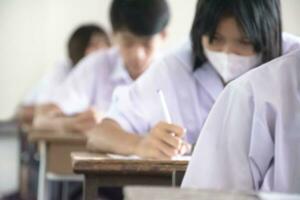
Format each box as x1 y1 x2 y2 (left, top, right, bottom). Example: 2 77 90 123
106 40 223 144
182 49 300 194
106 33 300 144
23 58 72 105
47 48 133 115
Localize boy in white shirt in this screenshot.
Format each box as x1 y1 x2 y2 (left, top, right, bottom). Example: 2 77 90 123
33 0 169 133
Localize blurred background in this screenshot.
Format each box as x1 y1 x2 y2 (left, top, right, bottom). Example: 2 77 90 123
0 0 300 120
0 0 300 197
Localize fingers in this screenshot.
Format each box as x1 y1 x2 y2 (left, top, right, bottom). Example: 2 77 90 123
73 110 99 133
73 121 96 133
158 122 185 137
146 122 189 159
86 109 103 123
155 130 182 149
152 122 186 149
37 103 63 117
152 139 178 158
77 110 98 123
178 142 192 155
85 108 102 121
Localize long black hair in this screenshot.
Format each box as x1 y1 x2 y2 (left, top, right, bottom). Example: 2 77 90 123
191 0 282 70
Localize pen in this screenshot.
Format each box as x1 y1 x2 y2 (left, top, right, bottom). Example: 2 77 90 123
157 89 172 124
158 89 189 156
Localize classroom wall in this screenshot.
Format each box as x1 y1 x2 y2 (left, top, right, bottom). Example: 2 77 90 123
0 134 19 195
0 0 300 120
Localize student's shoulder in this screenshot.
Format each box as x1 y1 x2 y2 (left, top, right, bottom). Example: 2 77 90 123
150 38 193 73
244 49 300 82
230 49 300 96
42 58 71 77
282 32 300 54
55 57 72 69
82 47 119 65
51 58 73 75
74 47 119 72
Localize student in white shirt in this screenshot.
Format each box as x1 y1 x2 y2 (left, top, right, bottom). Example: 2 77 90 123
86 0 300 159
33 0 170 133
182 49 300 194
17 24 111 126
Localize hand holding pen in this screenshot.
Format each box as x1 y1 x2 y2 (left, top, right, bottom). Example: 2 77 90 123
134 90 191 159
157 90 191 156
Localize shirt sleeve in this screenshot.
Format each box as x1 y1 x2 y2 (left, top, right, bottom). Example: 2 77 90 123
105 84 154 134
46 54 101 115
22 59 71 105
104 59 171 135
282 32 300 54
181 82 275 191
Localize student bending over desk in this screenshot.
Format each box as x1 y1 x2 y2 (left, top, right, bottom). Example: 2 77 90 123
182 49 300 194
87 0 300 160
17 24 110 127
33 0 169 134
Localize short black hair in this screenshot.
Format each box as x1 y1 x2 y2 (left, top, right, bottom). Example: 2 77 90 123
68 24 110 66
110 0 170 37
191 0 282 70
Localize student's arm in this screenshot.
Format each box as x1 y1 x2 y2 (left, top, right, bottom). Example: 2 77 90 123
33 53 105 133
86 57 191 159
16 105 35 126
87 118 190 159
34 103 99 133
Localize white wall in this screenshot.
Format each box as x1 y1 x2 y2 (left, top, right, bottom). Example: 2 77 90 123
0 134 20 195
0 0 197 120
0 0 299 120
282 0 300 35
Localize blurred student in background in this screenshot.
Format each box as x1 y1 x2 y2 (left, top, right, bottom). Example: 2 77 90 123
11 24 110 200
16 24 111 127
33 0 169 134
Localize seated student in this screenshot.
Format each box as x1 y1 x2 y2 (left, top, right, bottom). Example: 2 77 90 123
181 49 300 194
17 24 111 126
33 0 169 133
86 0 300 159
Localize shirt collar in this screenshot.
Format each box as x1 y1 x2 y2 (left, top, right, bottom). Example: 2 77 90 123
194 62 224 101
111 55 133 84
175 38 194 73
111 49 162 84
176 39 224 100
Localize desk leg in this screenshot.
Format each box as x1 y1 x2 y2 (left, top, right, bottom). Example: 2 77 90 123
62 182 69 200
37 142 47 200
173 171 185 187
84 175 98 200
172 171 176 187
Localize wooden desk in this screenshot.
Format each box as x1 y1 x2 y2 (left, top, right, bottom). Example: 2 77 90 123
29 131 87 200
124 186 300 200
72 152 190 200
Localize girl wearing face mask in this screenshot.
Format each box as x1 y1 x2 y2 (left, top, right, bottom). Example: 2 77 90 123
193 0 298 84
86 0 300 160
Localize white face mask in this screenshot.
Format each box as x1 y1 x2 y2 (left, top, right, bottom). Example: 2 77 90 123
204 48 261 83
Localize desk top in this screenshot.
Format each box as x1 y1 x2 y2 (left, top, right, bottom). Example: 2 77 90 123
72 152 190 174
29 131 86 143
124 186 300 200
